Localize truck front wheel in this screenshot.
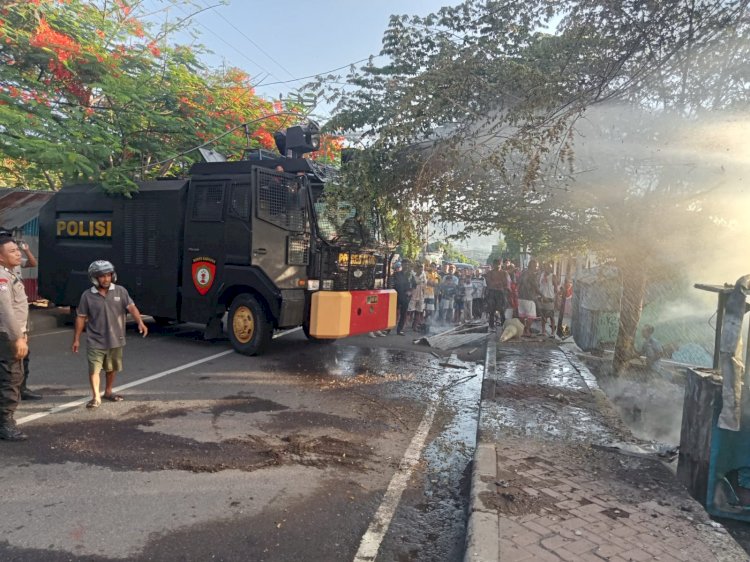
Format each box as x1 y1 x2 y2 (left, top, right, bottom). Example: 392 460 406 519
228 294 272 356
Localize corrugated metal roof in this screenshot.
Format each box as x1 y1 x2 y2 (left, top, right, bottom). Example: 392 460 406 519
0 188 55 229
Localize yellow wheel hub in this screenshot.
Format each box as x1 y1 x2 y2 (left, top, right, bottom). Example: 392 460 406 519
233 306 255 344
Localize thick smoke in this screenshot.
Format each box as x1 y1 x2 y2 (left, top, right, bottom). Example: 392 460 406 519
567 105 749 361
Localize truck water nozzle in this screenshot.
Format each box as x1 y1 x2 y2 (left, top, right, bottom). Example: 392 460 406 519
282 121 320 157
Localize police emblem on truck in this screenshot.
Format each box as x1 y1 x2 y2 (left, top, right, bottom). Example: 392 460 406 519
192 257 216 295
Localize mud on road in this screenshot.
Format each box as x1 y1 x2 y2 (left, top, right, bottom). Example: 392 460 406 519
19 396 376 474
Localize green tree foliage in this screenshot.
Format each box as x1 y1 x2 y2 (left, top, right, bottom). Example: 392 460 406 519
0 0 303 193
322 0 750 373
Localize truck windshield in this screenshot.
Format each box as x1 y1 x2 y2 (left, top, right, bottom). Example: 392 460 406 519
311 187 380 247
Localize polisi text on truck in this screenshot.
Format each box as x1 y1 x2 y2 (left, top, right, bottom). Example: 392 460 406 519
56 219 112 238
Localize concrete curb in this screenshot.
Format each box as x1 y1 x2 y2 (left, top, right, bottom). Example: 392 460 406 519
464 336 499 562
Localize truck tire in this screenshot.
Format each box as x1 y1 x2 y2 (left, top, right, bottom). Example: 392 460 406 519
228 294 272 356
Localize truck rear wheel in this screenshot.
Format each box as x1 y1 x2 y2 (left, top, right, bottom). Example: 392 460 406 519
228 294 272 356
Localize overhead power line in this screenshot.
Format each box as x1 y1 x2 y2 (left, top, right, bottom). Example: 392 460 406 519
172 4 280 82
257 56 383 87
198 1 297 80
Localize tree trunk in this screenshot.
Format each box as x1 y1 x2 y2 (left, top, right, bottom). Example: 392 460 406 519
612 266 647 375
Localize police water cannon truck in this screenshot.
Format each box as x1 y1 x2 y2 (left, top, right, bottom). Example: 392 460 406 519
38 122 396 355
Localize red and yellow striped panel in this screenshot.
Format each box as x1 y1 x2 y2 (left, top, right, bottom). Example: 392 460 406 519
309 289 397 338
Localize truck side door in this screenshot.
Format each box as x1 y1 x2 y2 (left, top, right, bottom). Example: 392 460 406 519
252 167 309 288
181 177 230 323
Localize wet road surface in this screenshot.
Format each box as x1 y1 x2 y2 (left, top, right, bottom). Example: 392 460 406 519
1 320 482 561
484 343 621 444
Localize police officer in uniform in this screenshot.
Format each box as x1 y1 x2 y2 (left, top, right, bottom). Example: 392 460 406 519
0 227 41 401
0 237 29 441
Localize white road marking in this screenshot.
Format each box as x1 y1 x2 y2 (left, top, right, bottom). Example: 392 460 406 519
29 329 70 338
16 350 234 425
16 326 302 426
273 326 302 339
353 400 439 562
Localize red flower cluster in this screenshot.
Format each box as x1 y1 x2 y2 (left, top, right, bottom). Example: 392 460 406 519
309 135 344 163
30 18 81 61
47 58 90 104
252 128 275 150
115 0 131 16
147 40 160 57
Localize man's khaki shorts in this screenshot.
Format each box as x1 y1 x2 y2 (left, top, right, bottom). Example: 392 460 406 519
87 347 123 374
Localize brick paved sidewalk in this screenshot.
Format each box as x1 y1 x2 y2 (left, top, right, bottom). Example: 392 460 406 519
464 339 749 562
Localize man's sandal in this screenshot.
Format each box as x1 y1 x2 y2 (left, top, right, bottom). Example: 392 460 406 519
86 399 100 409
102 394 124 402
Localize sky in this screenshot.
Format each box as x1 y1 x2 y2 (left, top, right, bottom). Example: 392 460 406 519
151 0 454 111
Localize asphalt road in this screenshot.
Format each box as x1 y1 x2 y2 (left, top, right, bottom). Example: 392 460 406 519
1 315 482 562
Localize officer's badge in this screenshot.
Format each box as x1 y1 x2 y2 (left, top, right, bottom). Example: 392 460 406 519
191 257 216 296
0 278 8 292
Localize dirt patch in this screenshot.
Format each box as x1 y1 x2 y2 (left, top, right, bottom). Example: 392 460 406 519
266 409 392 436
18 398 372 473
496 382 593 409
123 404 162 417
486 440 698 519
601 506 630 519
479 484 562 516
279 434 372 467
479 456 579 517
211 393 288 418
310 372 415 390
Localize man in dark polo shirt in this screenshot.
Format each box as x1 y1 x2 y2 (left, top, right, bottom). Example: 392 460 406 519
484 259 510 332
71 260 148 409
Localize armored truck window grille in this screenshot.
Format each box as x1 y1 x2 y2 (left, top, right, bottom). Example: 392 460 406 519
256 169 306 232
311 194 378 246
287 235 310 266
229 182 251 219
124 199 159 267
191 182 225 221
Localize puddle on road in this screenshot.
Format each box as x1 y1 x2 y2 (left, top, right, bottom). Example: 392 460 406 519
497 347 589 392
483 401 617 443
284 344 484 562
489 344 619 444
270 345 436 397
379 361 483 562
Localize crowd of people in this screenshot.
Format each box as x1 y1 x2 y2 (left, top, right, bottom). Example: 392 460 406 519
390 257 574 338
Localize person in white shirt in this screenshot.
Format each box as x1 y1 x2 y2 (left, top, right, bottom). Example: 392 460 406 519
538 263 558 337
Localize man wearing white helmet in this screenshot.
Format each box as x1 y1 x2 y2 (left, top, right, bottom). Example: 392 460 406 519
71 260 148 409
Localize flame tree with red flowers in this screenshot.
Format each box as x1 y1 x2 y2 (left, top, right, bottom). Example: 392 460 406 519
0 0 321 194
